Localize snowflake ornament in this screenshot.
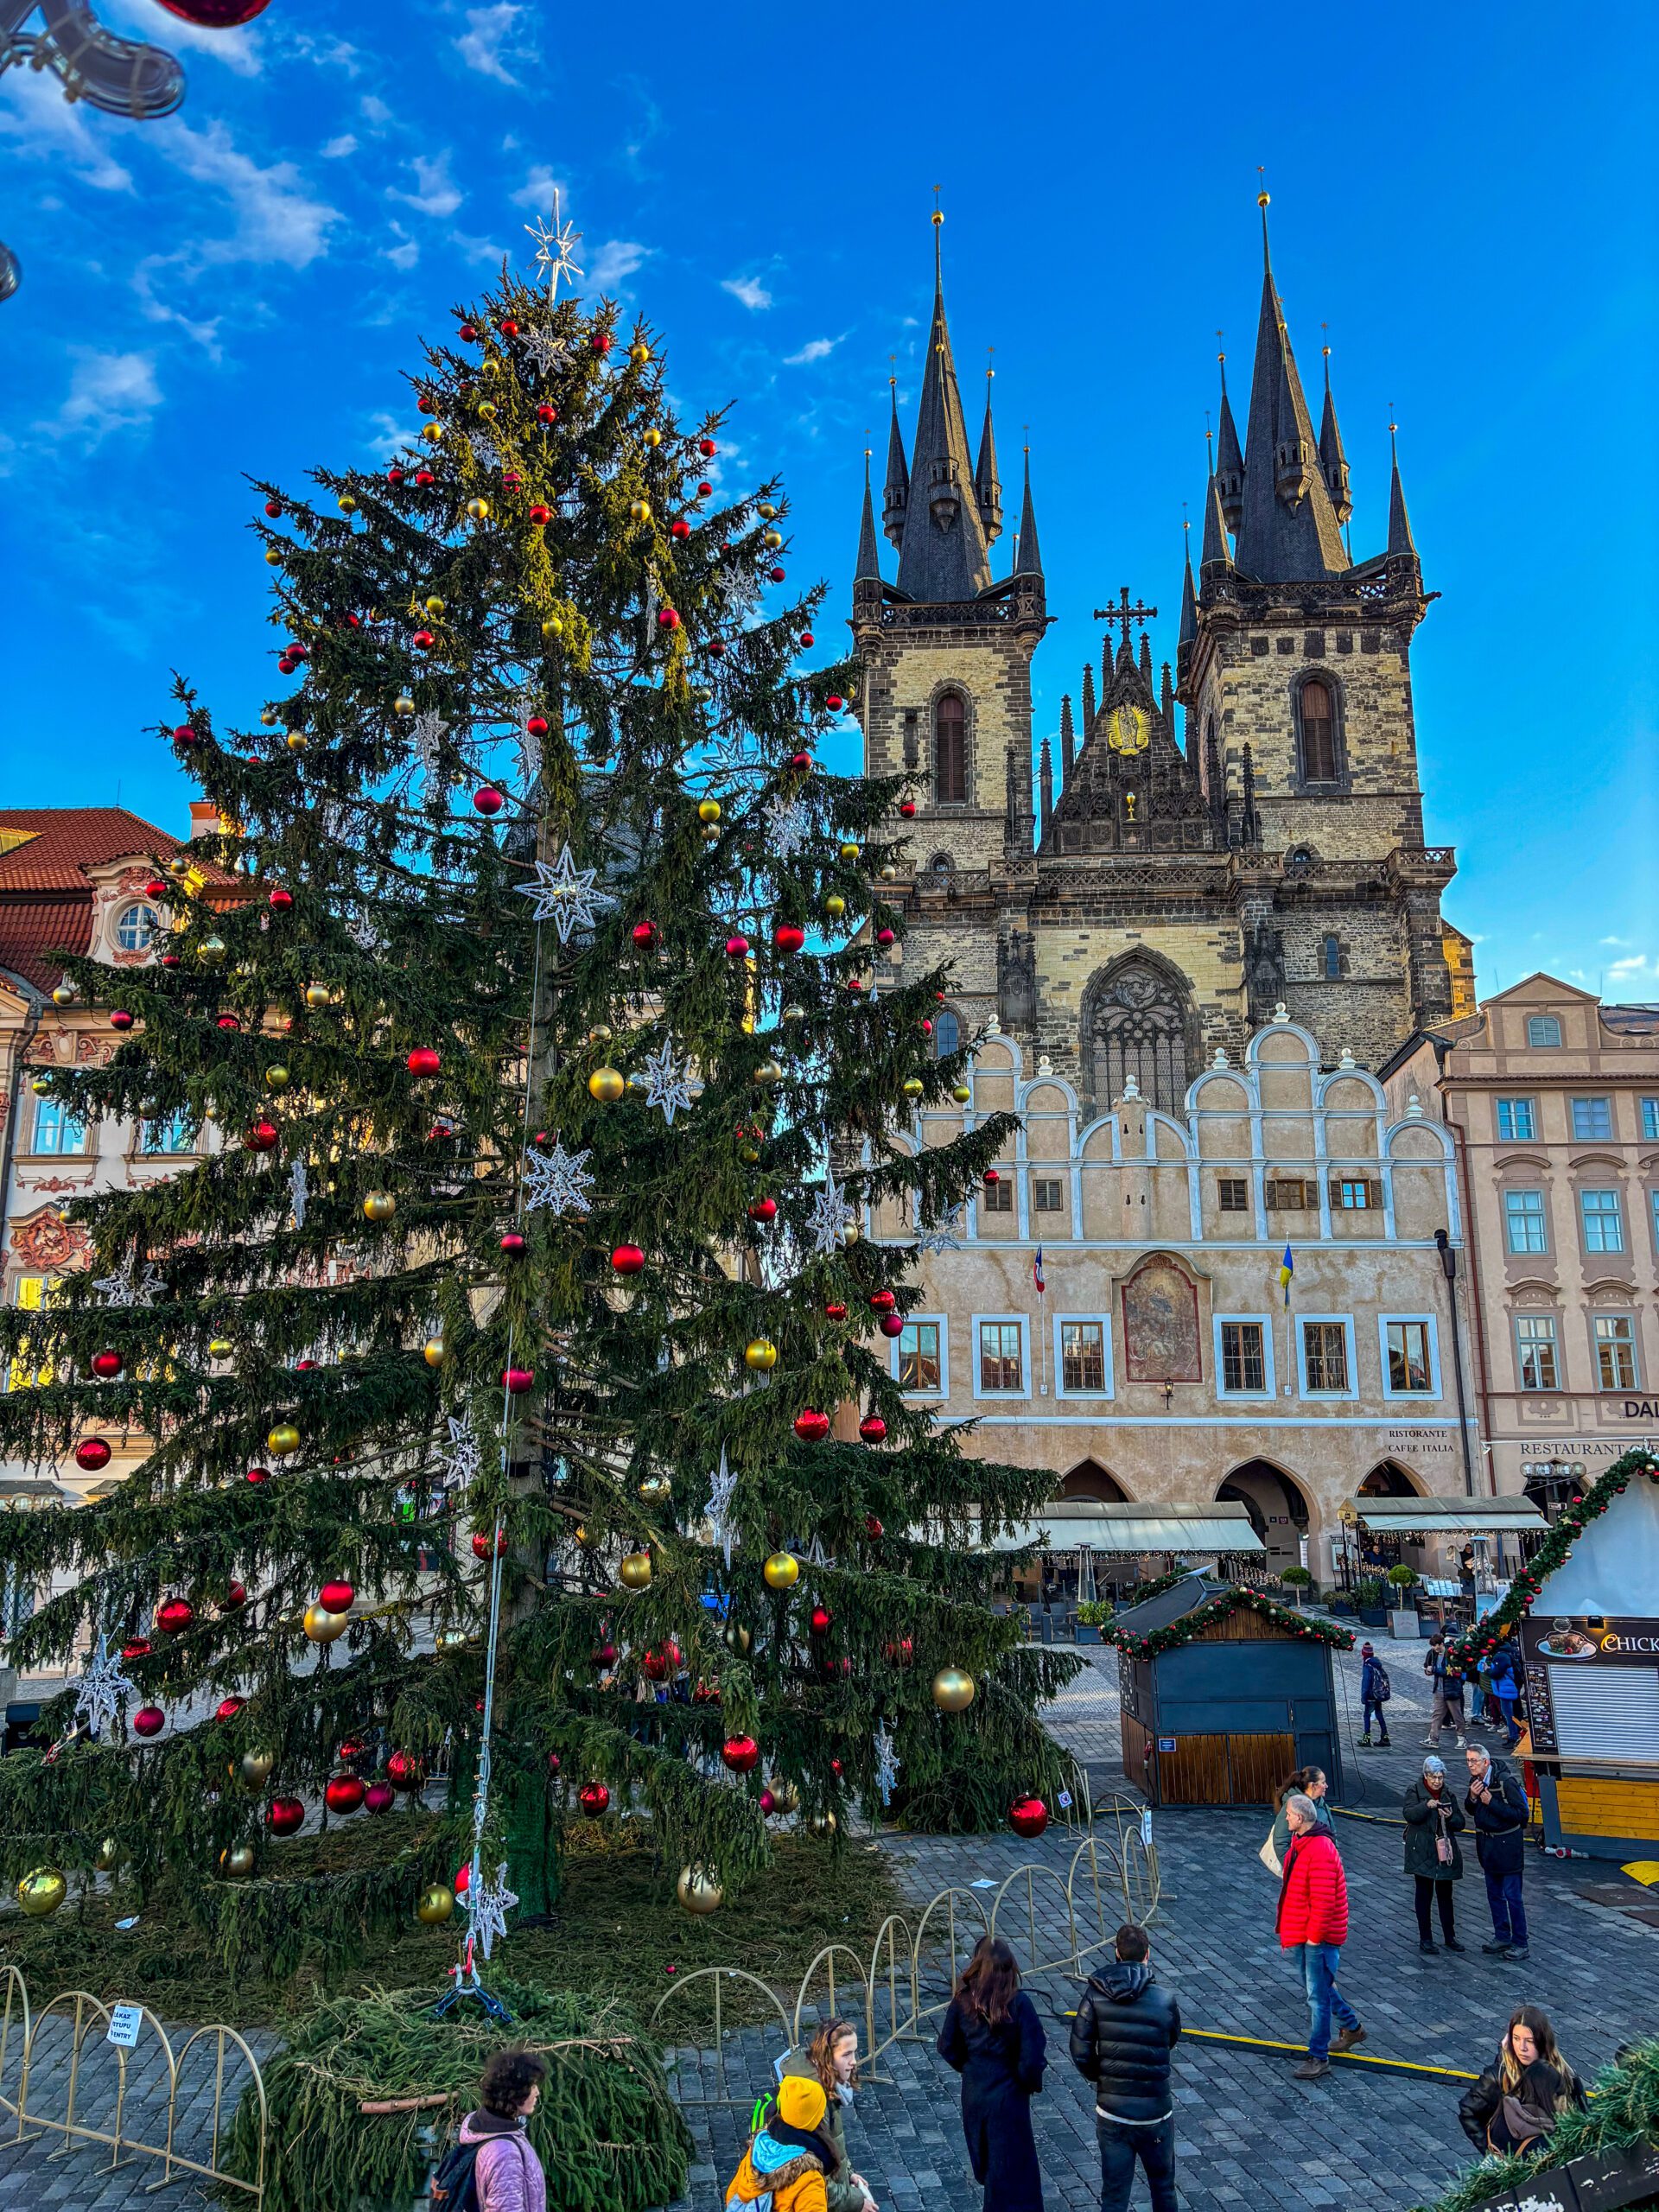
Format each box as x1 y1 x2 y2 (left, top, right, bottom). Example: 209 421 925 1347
462 1859 518 1961
804 1177 852 1257
521 1137 594 1217
437 1414 484 1491
703 1447 739 1569
74 1634 137 1739
874 1721 901 1808
916 1207 966 1256
762 795 812 862
411 709 450 788
512 694 543 789
524 192 583 299
640 1035 695 1125
289 1158 308 1230
520 327 568 378
514 843 613 942
92 1258 165 1308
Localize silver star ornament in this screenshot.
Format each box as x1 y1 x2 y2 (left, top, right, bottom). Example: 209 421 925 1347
641 1035 696 1125
513 843 613 942
522 1138 594 1217
75 1633 138 1738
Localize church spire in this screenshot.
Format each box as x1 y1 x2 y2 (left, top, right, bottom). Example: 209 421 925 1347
1200 470 1233 575
1318 332 1352 525
1215 344 1244 532
1178 527 1197 649
1039 734 1053 837
975 356 1002 544
1387 417 1419 561
1058 693 1075 781
893 205 994 602
881 375 908 550
855 445 881 583
1081 660 1096 736
1233 188 1350 582
1013 445 1043 578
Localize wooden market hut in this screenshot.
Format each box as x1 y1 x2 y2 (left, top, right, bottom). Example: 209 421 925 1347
1112 1577 1349 1807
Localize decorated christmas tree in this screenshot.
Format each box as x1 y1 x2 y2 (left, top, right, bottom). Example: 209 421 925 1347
0 235 1078 1986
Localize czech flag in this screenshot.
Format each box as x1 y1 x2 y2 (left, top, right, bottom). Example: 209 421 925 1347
1278 1243 1294 1307
1033 1245 1046 1297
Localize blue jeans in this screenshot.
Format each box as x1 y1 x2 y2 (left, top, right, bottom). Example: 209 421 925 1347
1297 1941 1359 2061
1097 2115 1177 2212
1361 1695 1389 1738
1484 1865 1528 1948
1495 1694 1520 1744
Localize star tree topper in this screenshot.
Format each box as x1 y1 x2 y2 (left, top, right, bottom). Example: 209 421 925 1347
514 844 613 942
524 190 583 299
463 1860 519 1961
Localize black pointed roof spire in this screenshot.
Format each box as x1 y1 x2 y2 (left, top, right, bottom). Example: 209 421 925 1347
1200 468 1233 575
1014 442 1043 578
1387 413 1419 560
1215 335 1244 532
1058 693 1075 780
976 351 1002 545
894 201 994 601
1318 327 1352 527
881 369 908 550
1039 734 1053 836
1081 660 1096 736
1234 181 1350 582
855 443 881 583
1178 516 1197 649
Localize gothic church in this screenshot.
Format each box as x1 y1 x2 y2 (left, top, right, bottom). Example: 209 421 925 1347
850 207 1465 1116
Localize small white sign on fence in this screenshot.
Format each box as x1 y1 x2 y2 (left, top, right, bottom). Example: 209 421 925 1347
106 2005 143 2049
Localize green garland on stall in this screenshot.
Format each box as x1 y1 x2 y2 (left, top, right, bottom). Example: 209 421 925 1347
1447 1447 1659 1673
1408 2036 1659 2212
1119 1564 1201 1607
1103 1585 1355 1662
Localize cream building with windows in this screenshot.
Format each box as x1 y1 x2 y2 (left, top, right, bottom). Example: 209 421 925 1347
865 1011 1482 1586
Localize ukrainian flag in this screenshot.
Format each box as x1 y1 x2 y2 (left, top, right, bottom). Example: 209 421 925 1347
1278 1243 1294 1307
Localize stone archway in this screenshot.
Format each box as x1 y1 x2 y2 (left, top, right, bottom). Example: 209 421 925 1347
1360 1459 1423 1498
1079 950 1198 1119
1218 1459 1311 1580
1058 1459 1128 1503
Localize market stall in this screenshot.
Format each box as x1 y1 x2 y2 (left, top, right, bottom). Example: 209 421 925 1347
1452 1448 1659 1860
993 1500 1265 1608
1105 1578 1352 1807
1339 1492 1547 1626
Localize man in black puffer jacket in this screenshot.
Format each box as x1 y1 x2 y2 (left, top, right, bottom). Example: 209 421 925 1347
1069 1923 1181 2212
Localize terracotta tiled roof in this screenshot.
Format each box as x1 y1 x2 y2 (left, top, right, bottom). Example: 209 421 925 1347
0 899 94 995
1602 1004 1659 1035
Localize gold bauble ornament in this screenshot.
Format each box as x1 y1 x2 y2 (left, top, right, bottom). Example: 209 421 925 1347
267 1424 301 1457
264 1065 290 1092
763 1551 799 1591
425 595 445 615
542 616 563 639
764 530 783 550
738 1142 761 1166
619 1549 653 1590
305 982 331 1009
676 1865 723 1915
219 1844 256 1878
588 1022 613 1044
198 936 227 966
588 1066 626 1103
207 1336 233 1358
467 497 490 521
639 1474 672 1503
722 1619 753 1654
394 695 416 717
286 730 308 753
260 708 279 727
29 1077 50 1096
630 341 652 365
265 548 283 566
744 1338 778 1372
304 1603 349 1643
629 498 652 523
416 1884 455 1923
94 1836 119 1872
16 1868 66 1918
362 1190 397 1223
902 1077 925 1099
879 865 899 883
338 494 357 514
701 823 721 845
842 1224 860 1246
824 894 846 919
804 1810 837 1840
931 1666 976 1713
477 399 497 420
52 982 76 1006
765 1777 799 1816
760 503 777 520
698 797 722 823
753 1059 784 1088
236 1751 274 1790
422 422 443 442
423 1338 446 1368
641 424 661 446
952 1084 973 1104
839 842 861 861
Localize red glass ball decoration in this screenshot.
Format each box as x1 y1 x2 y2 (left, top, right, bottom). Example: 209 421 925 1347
386 1751 426 1792
216 1014 241 1032
899 800 917 818
471 1530 508 1560
219 1582 247 1611
537 403 556 423
825 694 844 711
591 1643 617 1668
474 786 505 817
246 1121 279 1153
245 1465 270 1484
658 607 681 631
156 1597 194 1636
770 566 786 583
388 466 405 485
337 1738 368 1764
671 519 690 540
789 751 813 772
641 1639 681 1681
267 887 293 912
91 1351 122 1378
800 631 814 646
725 933 751 958
268 1796 306 1836
364 1781 396 1815
501 1367 535 1395
547 1751 562 1774
858 1414 887 1445
459 321 479 340
1008 1796 1049 1840
160 954 181 969
590 332 613 355
875 928 895 948
318 1579 354 1613
215 1696 245 1720
406 1046 442 1077
529 504 550 525
498 316 519 337
578 1781 611 1815
921 1018 933 1035
748 1197 778 1224
793 1408 830 1442
412 629 434 651
709 638 727 657
760 1789 776 1816
172 724 197 747
721 1733 760 1774
110 1010 134 1032
698 480 713 496
324 1772 365 1815
866 1516 885 1540
699 438 716 456
824 1301 848 1322
879 1313 905 1339
499 1231 527 1256
774 924 806 953
847 978 863 994
983 1167 1001 1185
502 473 523 493
810 1605 832 1636
264 499 282 518
122 1638 152 1661
632 920 658 948
416 469 435 486
869 1289 898 1312
143 875 168 899
525 714 549 737
131 1705 166 1738
612 1244 645 1275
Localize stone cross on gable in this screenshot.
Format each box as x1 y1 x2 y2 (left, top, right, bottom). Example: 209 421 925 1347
1092 585 1159 654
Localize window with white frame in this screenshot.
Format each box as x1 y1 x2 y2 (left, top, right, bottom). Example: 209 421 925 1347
142 1111 193 1155
114 902 159 954
898 1319 943 1393
1058 1319 1106 1394
976 1319 1025 1394
1571 1096 1613 1141
1515 1315 1559 1391
1580 1188 1624 1253
1527 1015 1562 1048
29 1096 86 1155
1300 1319 1351 1394
1497 1096 1536 1141
1218 1319 1268 1395
1384 1319 1435 1394
1503 1189 1548 1255
1643 1097 1659 1141
1594 1315 1638 1391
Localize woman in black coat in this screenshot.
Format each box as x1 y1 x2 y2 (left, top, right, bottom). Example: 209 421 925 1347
937 1935 1047 2212
1402 1755 1466 1953
1459 2005 1586 2157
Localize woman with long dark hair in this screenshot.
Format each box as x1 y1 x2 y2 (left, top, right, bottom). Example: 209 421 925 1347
937 1935 1047 2212
1459 2005 1586 2157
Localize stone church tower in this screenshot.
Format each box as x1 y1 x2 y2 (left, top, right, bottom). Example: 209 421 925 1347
849 206 1459 1115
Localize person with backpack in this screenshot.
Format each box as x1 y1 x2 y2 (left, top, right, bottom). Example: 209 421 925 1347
1358 1643 1392 1746
1465 1742 1531 1961
450 2050 548 2212
1489 1644 1522 1749
1422 1632 1466 1751
776 2020 876 2212
726 2075 840 2212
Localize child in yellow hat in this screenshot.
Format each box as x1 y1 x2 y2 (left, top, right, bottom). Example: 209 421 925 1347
726 2072 839 2212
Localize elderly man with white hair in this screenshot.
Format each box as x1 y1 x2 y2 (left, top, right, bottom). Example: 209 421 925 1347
1274 1792 1365 2080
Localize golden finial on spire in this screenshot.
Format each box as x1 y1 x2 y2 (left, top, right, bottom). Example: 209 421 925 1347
931 184 944 227
888 351 897 391
1256 163 1269 209
986 344 995 385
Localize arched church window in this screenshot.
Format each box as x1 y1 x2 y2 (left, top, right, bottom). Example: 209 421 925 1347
1323 935 1342 980
933 1007 961 1058
935 693 966 804
1086 959 1192 1118
1299 677 1338 784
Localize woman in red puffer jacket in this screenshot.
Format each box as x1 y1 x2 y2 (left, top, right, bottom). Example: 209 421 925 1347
1274 1792 1363 2078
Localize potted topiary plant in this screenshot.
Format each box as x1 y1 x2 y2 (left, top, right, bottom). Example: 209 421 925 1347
1387 1562 1422 1639
1280 1565 1313 1608
1356 1576 1389 1629
1074 1599 1114 1644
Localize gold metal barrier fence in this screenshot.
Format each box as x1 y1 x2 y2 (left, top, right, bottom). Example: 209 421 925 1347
654 1800 1160 2108
0 1962 267 2204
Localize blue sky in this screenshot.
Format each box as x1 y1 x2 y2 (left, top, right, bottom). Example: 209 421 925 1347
2 0 1654 1005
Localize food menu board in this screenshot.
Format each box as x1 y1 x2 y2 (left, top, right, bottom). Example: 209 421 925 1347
1521 1616 1659 1760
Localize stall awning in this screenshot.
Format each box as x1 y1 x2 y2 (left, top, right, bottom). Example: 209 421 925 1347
989 1501 1265 1554
1347 1496 1547 1535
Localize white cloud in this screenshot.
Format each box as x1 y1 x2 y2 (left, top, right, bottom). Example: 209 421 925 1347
41 350 161 445
389 151 463 219
132 259 223 355
321 134 359 160
382 224 419 272
366 410 415 457
0 67 133 192
1605 952 1658 982
155 118 340 267
722 274 772 311
360 93 392 124
288 31 361 76
454 3 528 85
785 334 845 365
588 238 649 290
511 163 570 209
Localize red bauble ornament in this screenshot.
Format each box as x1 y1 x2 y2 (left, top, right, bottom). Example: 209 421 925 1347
920 1018 933 1034
612 1244 645 1275
824 1300 848 1321
698 480 713 496
774 924 806 953
866 1516 885 1540
406 1046 442 1077
174 728 198 754
869 1288 897 1312
525 714 550 737
725 933 752 958
325 1773 365 1815
770 566 786 583
547 1750 562 1774
474 787 505 817
699 437 717 456
632 920 658 948
499 1231 527 1256
144 876 168 900
875 928 895 947
537 403 557 424
590 332 613 355
809 1605 832 1636
528 504 551 526
215 1696 245 1720
91 1351 122 1378
789 751 813 772
591 1642 617 1668
337 1738 368 1764
800 631 814 646
899 800 917 818
264 499 282 518
246 1121 279 1153
110 1010 134 1031
709 638 727 657
122 1638 152 1661
502 471 523 493
721 1733 760 1774
415 469 435 486
793 1408 830 1442
658 608 681 631
219 1582 247 1611
498 316 519 338
501 1367 535 1395
858 1414 887 1445
268 887 293 912
671 519 690 541
364 1781 396 1815
156 1597 194 1635
471 1529 508 1560
245 1465 270 1485
1008 1796 1049 1839
385 1751 425 1792
318 1579 354 1613
641 1639 681 1681
760 1789 777 1815
216 1014 241 1032
879 1313 905 1339
983 1167 1001 1185
748 1197 779 1224
387 466 405 485
267 1796 305 1836
160 954 180 969
411 629 434 651
825 694 844 711
578 1781 611 1815
459 321 479 340
131 1705 166 1738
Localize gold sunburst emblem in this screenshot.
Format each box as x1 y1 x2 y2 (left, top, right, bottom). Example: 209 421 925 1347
1106 704 1149 756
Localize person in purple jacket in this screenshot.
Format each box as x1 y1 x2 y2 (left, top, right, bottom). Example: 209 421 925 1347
459 2050 548 2212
